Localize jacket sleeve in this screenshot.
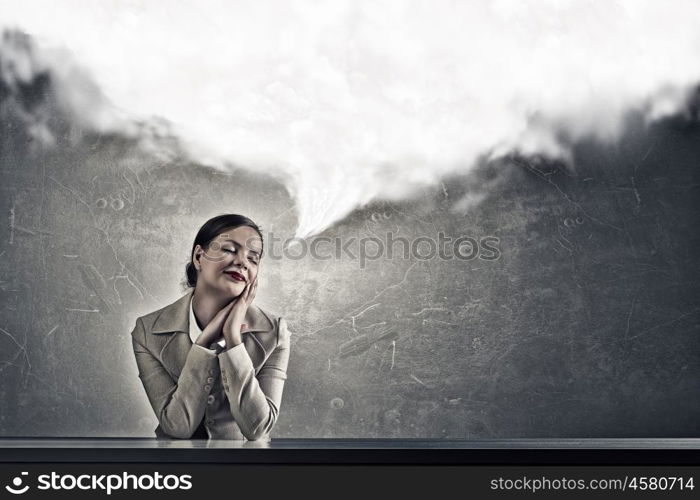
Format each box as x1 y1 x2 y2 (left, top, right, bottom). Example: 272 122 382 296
131 317 219 439
218 317 291 441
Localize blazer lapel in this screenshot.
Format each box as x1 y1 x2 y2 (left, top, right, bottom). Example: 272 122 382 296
160 332 192 379
151 289 193 335
149 288 276 378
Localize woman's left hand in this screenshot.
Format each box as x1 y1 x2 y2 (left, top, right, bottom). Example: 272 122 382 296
222 276 258 347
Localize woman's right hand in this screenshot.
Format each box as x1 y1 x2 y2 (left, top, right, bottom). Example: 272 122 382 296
194 300 236 348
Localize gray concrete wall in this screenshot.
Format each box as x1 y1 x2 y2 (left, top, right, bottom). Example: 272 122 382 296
1 41 699 438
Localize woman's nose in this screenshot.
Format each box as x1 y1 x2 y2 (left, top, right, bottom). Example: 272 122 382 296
232 253 247 269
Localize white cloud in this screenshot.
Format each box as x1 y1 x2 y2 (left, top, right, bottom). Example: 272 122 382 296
2 0 699 236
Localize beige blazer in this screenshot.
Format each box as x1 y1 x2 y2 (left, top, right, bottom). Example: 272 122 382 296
130 288 291 440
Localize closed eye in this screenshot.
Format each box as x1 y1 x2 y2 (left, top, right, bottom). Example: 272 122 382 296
224 247 258 265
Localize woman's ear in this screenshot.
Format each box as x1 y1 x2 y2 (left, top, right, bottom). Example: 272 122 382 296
192 245 203 271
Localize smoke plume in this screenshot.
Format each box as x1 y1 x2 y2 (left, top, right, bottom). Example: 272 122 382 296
2 0 699 236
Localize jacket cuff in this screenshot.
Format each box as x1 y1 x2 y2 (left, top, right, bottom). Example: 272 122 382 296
218 343 254 374
179 344 219 383
192 343 222 355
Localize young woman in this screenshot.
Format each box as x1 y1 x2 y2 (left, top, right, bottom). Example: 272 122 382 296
130 214 291 440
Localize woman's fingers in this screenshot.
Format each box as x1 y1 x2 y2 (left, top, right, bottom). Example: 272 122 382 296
246 277 257 303
203 299 236 335
222 304 233 333
214 299 237 321
246 277 256 303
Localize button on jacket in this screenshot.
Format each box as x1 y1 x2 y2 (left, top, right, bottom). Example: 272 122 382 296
130 288 291 440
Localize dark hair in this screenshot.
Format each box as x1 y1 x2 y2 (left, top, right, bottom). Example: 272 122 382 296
184 214 263 288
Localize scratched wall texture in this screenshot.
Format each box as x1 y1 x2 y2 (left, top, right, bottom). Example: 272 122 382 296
1 42 699 438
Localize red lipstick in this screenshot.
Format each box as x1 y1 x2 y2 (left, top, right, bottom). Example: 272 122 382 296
224 270 246 282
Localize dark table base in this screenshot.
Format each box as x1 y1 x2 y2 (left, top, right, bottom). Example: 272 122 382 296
1 438 699 464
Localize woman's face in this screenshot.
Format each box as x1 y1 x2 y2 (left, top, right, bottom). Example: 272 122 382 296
192 225 262 299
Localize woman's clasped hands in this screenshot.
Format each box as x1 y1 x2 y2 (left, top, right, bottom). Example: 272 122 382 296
194 276 259 349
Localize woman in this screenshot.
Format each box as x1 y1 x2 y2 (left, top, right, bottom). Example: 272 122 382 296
130 214 291 440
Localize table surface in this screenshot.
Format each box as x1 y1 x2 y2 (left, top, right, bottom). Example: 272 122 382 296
0 438 699 448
